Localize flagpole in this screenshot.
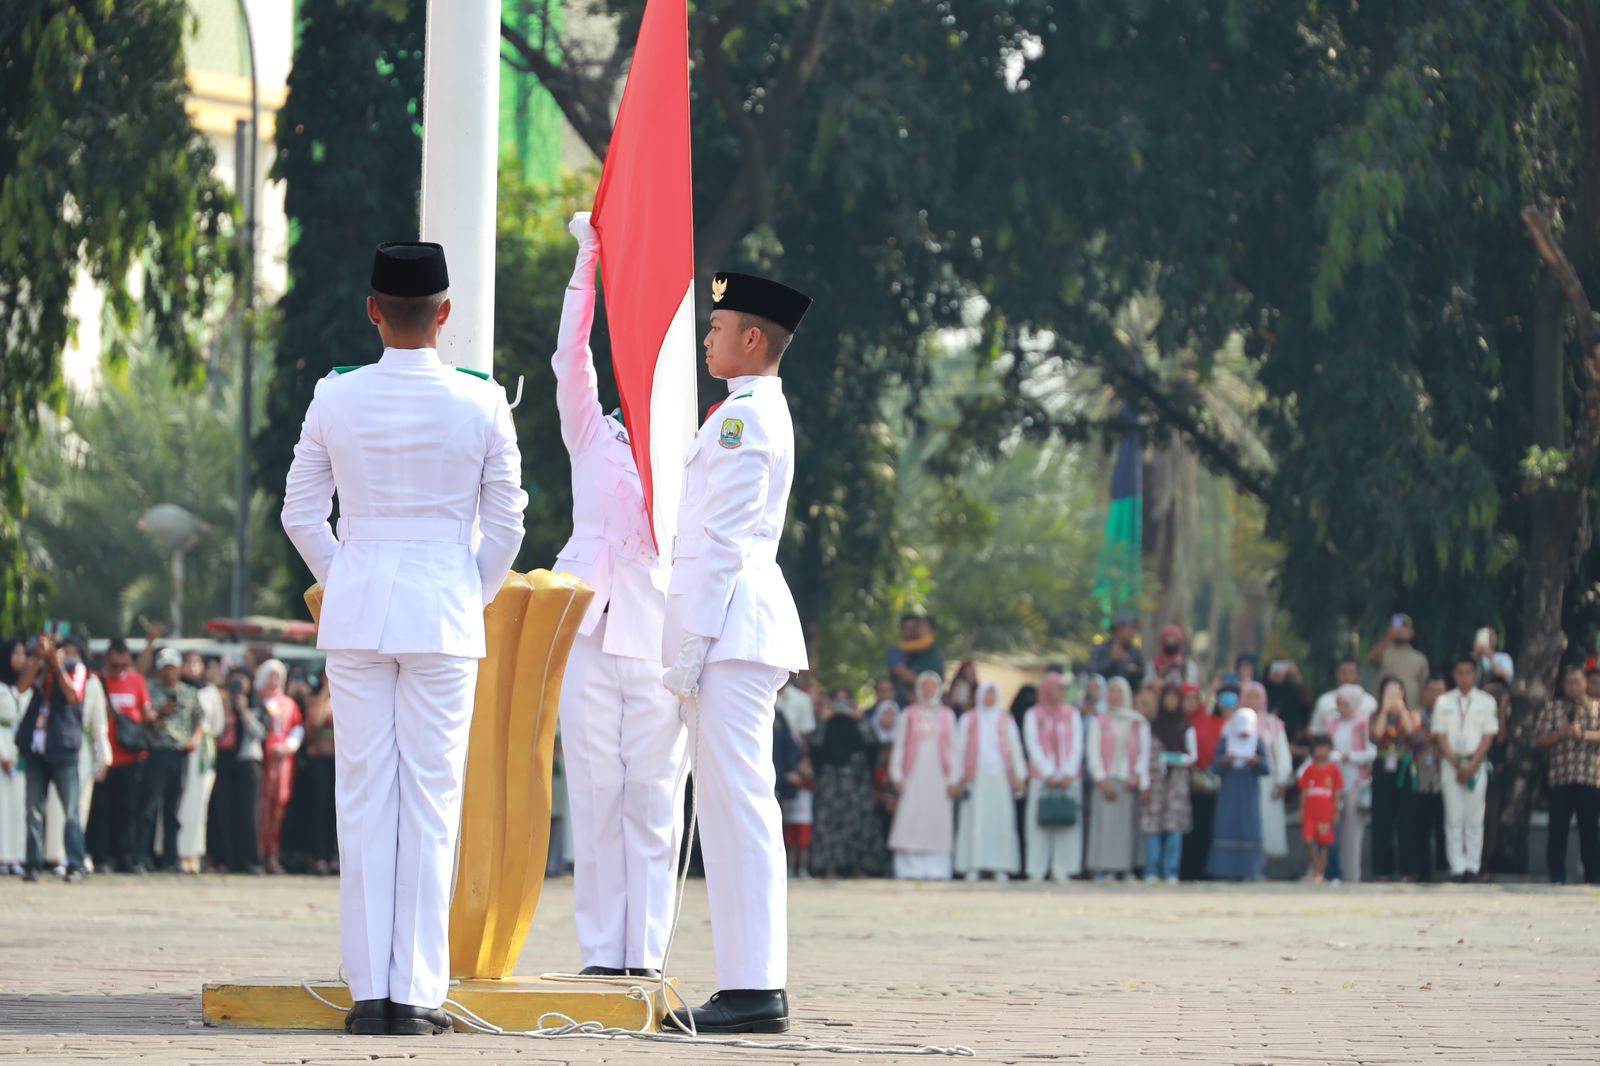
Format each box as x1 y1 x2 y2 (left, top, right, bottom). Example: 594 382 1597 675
421 0 500 374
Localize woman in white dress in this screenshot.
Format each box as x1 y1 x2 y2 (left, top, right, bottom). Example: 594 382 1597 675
0 639 30 874
953 681 1027 881
1085 676 1150 879
177 653 225 873
1022 669 1083 881
888 672 959 880
1245 680 1293 867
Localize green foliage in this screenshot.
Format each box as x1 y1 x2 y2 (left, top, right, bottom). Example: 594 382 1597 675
0 0 231 633
952 0 1558 665
258 0 426 600
20 349 281 639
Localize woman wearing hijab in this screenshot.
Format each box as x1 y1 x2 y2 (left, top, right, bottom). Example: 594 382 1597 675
1181 684 1225 881
1085 676 1150 879
810 688 884 878
255 659 303 875
953 681 1027 880
1207 697 1270 880
1244 680 1294 869
889 672 959 879
1142 684 1196 883
1 639 30 874
1148 625 1199 687
1022 670 1083 882
1075 674 1109 875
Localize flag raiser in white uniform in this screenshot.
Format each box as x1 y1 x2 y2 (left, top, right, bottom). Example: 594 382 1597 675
280 242 527 1022
551 213 686 974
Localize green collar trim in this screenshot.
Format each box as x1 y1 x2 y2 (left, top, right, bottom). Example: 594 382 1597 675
730 390 754 401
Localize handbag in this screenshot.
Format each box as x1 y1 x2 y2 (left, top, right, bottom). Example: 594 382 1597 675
114 711 148 754
1037 788 1079 827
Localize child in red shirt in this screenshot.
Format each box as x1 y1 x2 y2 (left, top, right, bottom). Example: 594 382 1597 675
1298 736 1345 884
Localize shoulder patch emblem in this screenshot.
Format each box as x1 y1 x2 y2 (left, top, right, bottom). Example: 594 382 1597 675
719 417 745 449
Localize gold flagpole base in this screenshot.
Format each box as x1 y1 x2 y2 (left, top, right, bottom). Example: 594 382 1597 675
200 975 683 1033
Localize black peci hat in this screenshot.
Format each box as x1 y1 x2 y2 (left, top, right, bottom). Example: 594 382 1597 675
372 242 449 297
709 272 812 333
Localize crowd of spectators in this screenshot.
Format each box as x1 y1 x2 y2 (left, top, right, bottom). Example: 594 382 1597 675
0 627 335 882
766 612 1600 886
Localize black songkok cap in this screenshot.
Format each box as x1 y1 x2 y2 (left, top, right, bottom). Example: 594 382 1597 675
709 272 812 334
371 242 449 297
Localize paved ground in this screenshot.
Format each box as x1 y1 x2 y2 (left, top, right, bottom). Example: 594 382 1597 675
1 873 1597 1064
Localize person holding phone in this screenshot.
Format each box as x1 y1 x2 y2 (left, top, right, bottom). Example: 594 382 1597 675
1534 664 1600 884
13 632 90 881
137 648 203 873
1366 612 1430 708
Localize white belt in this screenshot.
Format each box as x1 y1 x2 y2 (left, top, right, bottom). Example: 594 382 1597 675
337 515 471 544
671 532 779 565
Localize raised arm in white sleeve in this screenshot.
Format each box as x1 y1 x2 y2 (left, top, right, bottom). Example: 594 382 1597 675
552 214 606 457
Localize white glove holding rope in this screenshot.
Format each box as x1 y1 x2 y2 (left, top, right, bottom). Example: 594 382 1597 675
663 635 712 700
568 211 599 290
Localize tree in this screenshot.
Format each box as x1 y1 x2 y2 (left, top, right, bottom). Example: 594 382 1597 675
954 1 1598 870
0 0 230 632
503 0 1029 666
21 347 283 639
258 0 426 598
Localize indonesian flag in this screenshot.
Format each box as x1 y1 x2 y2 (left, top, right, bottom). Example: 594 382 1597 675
591 0 697 552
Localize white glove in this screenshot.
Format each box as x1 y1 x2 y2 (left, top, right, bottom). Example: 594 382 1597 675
568 211 599 290
663 635 712 699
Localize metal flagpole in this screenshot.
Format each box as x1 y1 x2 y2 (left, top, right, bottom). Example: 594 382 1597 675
420 0 502 375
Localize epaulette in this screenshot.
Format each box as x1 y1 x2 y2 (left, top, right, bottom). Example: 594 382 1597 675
331 365 365 375
729 389 755 402
455 367 490 381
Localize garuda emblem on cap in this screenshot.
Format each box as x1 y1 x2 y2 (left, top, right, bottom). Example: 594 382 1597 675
711 276 728 303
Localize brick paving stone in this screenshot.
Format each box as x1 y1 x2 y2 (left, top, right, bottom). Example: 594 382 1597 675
1 876 1598 1062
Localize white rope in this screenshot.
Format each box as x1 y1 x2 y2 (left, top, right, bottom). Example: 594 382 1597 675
299 689 974 1057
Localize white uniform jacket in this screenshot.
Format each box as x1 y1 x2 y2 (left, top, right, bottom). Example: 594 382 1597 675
662 375 807 673
551 285 666 663
281 347 528 659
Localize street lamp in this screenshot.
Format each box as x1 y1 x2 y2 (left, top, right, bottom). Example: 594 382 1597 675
138 503 210 636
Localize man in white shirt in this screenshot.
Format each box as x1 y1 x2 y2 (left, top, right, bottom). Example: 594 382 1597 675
660 272 811 1035
281 242 527 1036
550 213 685 980
1310 657 1378 736
1431 653 1499 882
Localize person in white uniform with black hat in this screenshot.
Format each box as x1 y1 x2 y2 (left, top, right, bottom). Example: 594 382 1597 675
551 212 686 980
281 241 527 1037
661 270 811 1035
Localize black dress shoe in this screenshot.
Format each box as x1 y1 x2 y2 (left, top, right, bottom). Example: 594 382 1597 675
388 1002 452 1036
626 967 661 980
20 868 38 883
343 998 388 1036
580 965 626 977
663 989 789 1034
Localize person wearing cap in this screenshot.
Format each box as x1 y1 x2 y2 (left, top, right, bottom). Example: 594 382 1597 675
280 241 527 1037
660 270 811 1034
550 212 685 980
137 647 203 874
1087 611 1145 688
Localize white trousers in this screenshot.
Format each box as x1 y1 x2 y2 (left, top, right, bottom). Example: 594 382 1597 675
683 660 789 990
893 850 952 880
1441 766 1488 875
178 748 216 859
0 765 24 864
324 649 477 1008
559 617 686 970
1025 779 1083 881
